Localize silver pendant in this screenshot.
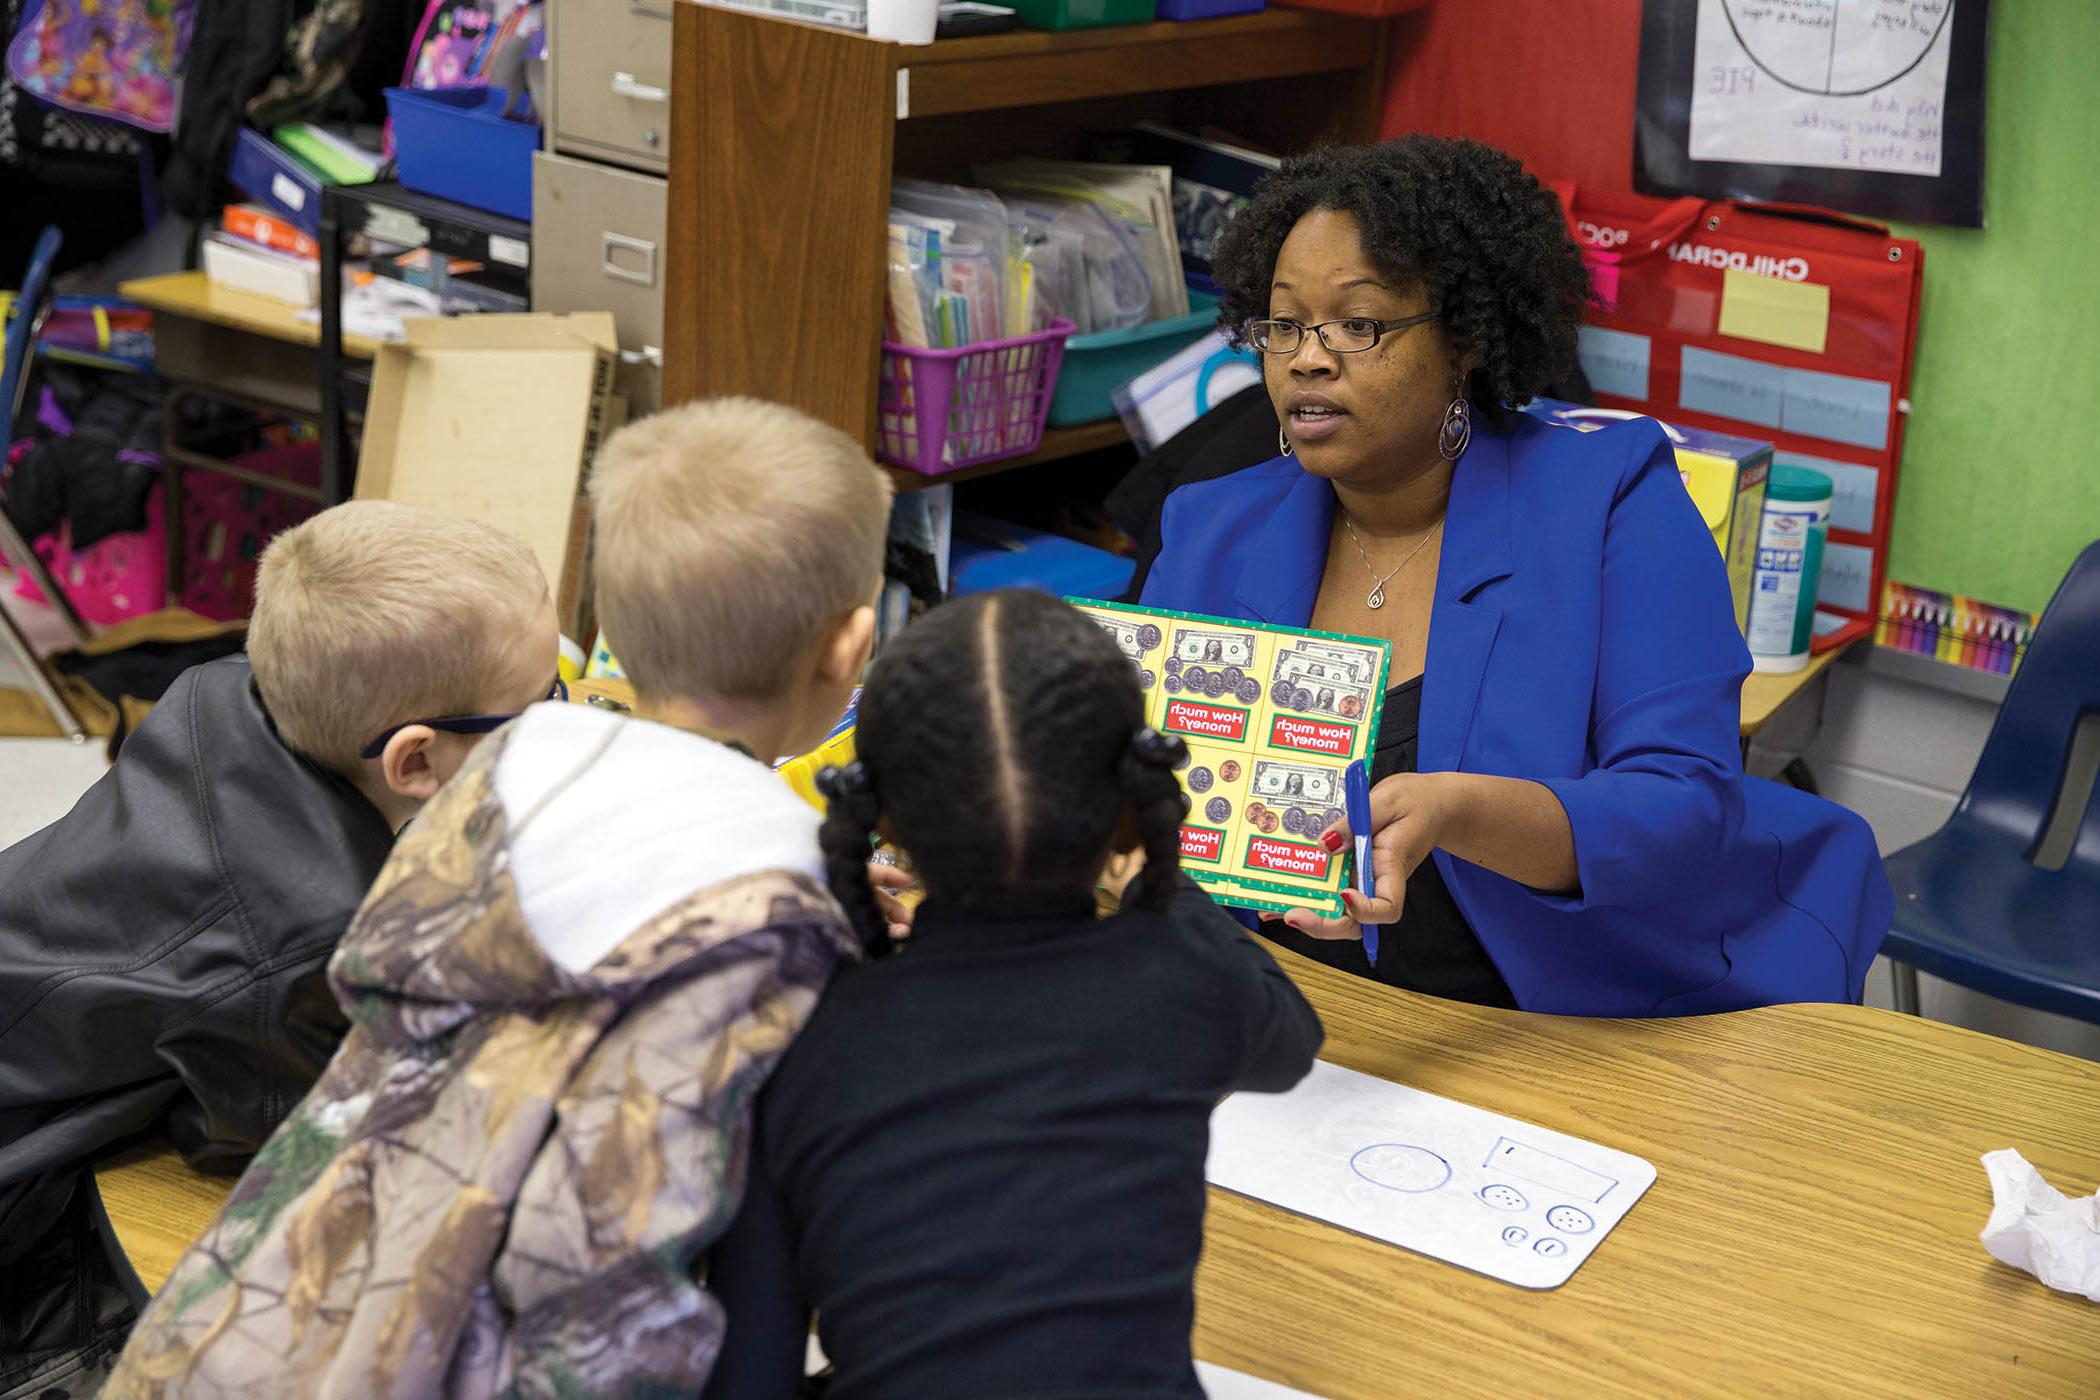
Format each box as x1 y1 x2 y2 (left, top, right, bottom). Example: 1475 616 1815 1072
1367 583 1386 610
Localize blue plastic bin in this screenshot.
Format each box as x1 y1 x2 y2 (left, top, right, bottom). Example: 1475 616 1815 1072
1157 0 1262 18
384 86 539 221
950 512 1136 600
1047 290 1223 428
228 127 324 236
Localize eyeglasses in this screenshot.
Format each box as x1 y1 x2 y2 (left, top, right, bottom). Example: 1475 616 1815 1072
1244 311 1438 356
359 676 568 760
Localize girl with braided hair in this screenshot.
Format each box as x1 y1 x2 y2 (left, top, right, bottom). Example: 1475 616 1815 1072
701 590 1321 1399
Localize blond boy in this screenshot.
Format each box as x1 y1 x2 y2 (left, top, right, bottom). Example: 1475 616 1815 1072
109 399 895 1397
0 501 555 1394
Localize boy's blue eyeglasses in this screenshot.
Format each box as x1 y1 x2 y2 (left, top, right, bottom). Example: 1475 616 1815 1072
360 677 568 760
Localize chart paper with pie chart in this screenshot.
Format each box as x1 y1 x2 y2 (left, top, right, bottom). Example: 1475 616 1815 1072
1635 0 1988 225
1070 599 1390 917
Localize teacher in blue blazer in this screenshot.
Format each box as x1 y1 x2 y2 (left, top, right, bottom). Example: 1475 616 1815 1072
1134 137 1890 1017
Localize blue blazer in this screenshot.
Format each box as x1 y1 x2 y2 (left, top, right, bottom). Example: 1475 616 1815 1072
1139 414 1891 1016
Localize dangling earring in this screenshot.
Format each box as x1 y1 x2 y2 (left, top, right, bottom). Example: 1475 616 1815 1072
1438 396 1471 461
1278 428 1294 458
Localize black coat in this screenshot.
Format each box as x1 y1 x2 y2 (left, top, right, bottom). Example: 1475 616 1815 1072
0 656 393 1396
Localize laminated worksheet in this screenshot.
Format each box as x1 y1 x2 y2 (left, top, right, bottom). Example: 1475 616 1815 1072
1072 600 1390 917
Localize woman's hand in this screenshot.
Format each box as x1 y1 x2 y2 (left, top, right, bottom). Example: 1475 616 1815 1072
1282 770 1580 941
1282 772 1453 939
869 861 917 942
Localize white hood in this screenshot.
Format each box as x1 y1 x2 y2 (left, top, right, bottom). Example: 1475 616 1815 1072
489 700 824 973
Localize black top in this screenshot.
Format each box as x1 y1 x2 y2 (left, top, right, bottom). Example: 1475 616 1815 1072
1260 675 1518 1009
701 879 1323 1400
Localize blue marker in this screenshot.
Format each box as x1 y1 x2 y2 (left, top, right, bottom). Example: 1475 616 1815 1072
1343 759 1378 967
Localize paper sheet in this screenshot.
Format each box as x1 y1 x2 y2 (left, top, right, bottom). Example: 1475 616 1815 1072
1207 1061 1657 1290
1980 1148 2100 1303
1196 1362 1327 1399
1719 268 1832 354
1689 0 1957 178
1576 325 1654 401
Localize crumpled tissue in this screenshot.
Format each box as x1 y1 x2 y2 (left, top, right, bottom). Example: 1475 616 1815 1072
1980 1148 2100 1303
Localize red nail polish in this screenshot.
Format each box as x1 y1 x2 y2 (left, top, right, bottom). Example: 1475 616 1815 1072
1320 829 1346 852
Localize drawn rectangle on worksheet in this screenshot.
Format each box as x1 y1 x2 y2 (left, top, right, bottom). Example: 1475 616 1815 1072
1576 324 1651 401
1207 1060 1657 1290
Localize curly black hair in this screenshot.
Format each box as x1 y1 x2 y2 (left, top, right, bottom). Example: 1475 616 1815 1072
1210 135 1591 424
818 591 1185 954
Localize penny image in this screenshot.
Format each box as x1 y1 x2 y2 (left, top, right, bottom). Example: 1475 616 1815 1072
1219 760 1241 782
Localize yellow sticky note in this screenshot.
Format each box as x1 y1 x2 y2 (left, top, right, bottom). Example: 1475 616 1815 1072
1718 269 1831 354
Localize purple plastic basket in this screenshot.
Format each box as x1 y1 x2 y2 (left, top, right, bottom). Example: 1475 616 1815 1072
877 319 1075 477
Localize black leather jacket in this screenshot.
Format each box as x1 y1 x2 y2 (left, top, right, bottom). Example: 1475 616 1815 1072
0 655 394 1395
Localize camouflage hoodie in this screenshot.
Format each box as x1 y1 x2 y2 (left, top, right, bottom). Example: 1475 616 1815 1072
104 704 860 1399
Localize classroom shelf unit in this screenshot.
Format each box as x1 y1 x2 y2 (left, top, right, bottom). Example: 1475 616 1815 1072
662 4 1389 481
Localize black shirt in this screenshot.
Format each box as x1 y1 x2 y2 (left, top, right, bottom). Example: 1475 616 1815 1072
1260 674 1518 1008
701 879 1323 1399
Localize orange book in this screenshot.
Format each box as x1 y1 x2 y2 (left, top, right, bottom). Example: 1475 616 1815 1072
221 204 318 262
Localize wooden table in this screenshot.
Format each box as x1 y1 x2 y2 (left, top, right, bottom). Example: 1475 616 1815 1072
1739 642 1847 738
99 945 2100 1394
1195 948 2100 1398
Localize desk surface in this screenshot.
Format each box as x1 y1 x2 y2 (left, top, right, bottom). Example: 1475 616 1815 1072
1739 642 1845 736
118 271 378 360
99 947 2100 1396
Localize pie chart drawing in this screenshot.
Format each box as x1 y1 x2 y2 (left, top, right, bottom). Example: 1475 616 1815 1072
1720 0 1956 98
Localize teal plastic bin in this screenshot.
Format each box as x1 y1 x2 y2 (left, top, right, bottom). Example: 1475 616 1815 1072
1047 290 1222 428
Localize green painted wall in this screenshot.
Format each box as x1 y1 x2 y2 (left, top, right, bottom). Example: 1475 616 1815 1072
1886 0 2100 613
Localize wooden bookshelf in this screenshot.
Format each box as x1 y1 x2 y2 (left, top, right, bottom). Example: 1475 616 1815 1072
883 419 1132 492
663 3 1387 474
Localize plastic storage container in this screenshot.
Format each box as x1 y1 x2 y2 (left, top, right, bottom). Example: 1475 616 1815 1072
950 511 1136 599
228 127 325 236
385 87 540 220
1007 0 1155 30
1745 463 1832 673
1157 0 1262 17
1048 290 1221 427
12 487 168 628
877 319 1075 477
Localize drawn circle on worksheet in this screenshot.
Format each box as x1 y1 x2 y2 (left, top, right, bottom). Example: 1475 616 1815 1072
1349 1143 1452 1193
1719 0 1954 98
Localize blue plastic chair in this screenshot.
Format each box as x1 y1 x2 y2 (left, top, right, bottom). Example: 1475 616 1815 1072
1882 541 2100 1024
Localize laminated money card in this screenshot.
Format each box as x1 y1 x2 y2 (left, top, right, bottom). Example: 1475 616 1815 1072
1070 599 1392 916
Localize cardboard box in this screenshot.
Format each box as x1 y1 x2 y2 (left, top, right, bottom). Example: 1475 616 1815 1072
355 313 620 632
1522 400 1771 633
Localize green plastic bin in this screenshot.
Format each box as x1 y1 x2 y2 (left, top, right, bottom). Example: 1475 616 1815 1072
1008 0 1156 30
1047 290 1221 428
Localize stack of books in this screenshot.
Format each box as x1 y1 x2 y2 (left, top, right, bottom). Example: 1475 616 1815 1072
204 124 385 309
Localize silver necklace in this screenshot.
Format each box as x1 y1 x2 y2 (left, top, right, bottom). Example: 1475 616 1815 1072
1341 513 1442 610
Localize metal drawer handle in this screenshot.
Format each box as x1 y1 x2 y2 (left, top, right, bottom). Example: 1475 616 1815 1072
601 232 658 287
610 71 668 103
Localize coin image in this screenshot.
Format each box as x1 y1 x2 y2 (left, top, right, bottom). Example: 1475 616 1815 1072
1281 808 1303 835
1292 686 1314 710
1237 678 1261 705
1260 812 1280 834
1203 671 1227 698
1205 796 1231 824
1184 665 1208 690
1338 693 1364 719
1270 679 1295 706
1138 669 1156 691
1187 766 1214 793
1222 665 1244 688
1164 656 1183 676
1163 675 1183 694
1136 623 1162 651
1219 760 1241 782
